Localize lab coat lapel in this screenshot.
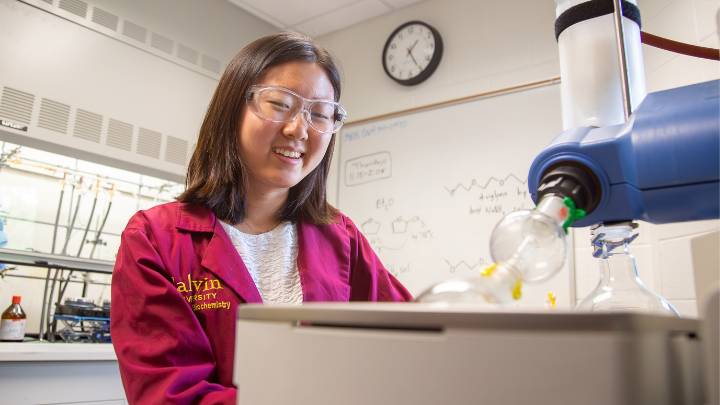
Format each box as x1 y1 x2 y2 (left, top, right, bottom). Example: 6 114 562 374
296 220 350 301
199 220 263 304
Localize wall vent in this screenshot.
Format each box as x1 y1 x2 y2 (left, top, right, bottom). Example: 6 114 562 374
58 0 88 18
177 44 199 65
38 98 70 134
122 20 147 43
137 127 161 158
150 32 174 55
106 118 133 151
165 135 188 165
201 55 221 73
73 109 102 143
91 7 119 31
32 3 222 78
0 87 35 125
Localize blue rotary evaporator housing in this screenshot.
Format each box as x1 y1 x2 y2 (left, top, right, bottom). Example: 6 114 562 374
529 79 719 227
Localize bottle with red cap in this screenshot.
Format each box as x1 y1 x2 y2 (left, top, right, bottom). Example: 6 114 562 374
0 296 27 342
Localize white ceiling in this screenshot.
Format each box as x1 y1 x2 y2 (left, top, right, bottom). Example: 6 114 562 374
227 0 425 37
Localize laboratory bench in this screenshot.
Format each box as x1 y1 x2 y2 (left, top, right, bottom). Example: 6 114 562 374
0 340 116 361
0 341 126 404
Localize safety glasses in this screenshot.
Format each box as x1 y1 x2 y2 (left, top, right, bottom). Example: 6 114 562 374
246 85 348 134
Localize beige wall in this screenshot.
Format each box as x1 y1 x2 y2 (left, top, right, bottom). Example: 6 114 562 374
319 0 718 120
318 0 559 123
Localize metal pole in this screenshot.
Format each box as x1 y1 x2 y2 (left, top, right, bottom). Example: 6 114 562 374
50 172 67 255
612 0 632 121
38 267 52 341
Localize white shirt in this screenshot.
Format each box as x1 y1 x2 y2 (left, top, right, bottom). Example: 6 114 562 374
220 221 303 304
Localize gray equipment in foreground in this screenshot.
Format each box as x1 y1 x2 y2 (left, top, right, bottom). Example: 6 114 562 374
235 303 704 405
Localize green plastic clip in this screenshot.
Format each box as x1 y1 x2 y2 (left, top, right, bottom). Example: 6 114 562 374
562 197 586 233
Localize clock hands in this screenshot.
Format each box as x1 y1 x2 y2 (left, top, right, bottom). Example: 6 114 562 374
406 40 421 69
409 52 421 69
408 40 419 53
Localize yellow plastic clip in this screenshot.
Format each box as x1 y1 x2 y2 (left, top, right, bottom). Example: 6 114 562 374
480 263 497 277
546 291 557 309
512 279 523 300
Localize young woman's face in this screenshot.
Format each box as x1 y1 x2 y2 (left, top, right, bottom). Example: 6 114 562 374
238 61 335 194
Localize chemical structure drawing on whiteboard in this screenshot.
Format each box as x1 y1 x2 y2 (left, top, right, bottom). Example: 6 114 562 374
361 216 434 240
361 218 382 235
444 173 526 196
442 257 491 273
356 195 437 279
361 216 433 257
445 173 532 216
391 216 426 234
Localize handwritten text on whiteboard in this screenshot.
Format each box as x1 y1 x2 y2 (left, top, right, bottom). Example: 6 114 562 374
343 120 407 142
344 152 392 186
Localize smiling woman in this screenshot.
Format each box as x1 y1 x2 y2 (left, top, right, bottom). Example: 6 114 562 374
235 61 338 214
110 32 413 405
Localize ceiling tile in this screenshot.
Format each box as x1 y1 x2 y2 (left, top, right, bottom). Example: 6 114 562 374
230 0 360 27
227 0 286 27
380 0 425 9
294 0 391 37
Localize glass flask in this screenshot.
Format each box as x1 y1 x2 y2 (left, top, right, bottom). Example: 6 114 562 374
576 222 679 316
416 195 584 304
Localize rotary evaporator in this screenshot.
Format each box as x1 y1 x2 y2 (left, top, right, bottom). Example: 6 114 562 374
417 0 719 314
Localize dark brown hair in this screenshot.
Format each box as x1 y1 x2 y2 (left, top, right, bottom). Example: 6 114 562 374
178 32 341 225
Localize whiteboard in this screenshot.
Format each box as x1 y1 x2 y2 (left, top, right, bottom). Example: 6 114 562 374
337 82 575 308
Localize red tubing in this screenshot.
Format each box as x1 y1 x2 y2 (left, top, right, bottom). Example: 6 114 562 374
641 31 720 61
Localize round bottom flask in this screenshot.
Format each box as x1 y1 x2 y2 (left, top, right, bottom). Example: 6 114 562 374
416 195 576 305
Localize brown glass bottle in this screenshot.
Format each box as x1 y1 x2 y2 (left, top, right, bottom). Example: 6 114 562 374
0 296 27 342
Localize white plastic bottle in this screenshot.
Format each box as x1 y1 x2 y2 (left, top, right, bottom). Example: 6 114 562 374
555 0 647 129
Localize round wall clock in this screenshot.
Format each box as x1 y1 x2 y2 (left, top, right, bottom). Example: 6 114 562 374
382 20 443 86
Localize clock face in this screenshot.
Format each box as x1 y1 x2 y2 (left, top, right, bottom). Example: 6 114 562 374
382 21 443 86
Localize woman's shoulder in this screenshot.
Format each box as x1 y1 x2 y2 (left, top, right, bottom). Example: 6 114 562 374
333 211 358 231
299 209 360 238
125 201 213 232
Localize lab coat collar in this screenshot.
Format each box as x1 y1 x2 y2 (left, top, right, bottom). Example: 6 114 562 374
175 202 216 233
201 221 263 304
175 202 263 303
296 220 349 301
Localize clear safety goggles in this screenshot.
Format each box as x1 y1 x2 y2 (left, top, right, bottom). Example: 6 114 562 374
246 85 348 134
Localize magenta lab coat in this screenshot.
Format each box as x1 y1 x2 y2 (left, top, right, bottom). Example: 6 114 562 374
111 201 412 404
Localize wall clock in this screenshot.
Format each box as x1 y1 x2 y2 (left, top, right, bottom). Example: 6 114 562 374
382 20 443 86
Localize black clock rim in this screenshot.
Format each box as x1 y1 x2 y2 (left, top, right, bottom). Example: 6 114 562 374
382 20 443 86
